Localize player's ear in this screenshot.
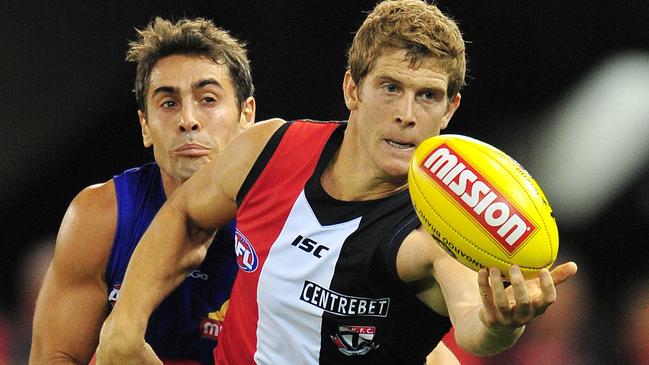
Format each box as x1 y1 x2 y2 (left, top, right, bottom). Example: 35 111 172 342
239 96 256 130
440 93 461 130
343 70 359 111
139 110 153 148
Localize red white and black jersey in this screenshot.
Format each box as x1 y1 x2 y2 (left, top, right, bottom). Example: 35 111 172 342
215 120 451 364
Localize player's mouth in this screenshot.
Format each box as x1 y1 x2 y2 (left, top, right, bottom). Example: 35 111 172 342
174 143 211 157
385 139 415 150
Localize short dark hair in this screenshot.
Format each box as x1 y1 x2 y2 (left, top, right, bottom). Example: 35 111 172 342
126 17 254 113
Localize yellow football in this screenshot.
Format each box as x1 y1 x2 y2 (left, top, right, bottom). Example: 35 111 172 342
408 134 558 279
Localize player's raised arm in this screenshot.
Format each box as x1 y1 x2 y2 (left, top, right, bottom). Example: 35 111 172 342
96 119 286 365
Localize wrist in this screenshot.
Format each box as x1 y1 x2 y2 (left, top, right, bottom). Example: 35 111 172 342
466 308 525 355
483 323 524 339
478 307 525 340
106 304 148 339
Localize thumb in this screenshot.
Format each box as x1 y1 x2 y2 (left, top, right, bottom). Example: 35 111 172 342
549 261 578 286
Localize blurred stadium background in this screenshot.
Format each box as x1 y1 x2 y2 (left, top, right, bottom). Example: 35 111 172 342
1 1 648 363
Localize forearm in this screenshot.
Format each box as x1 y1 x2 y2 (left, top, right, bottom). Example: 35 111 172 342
30 284 107 365
29 349 86 365
108 201 213 334
31 325 99 365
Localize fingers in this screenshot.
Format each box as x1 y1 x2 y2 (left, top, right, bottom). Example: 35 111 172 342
478 267 515 329
477 262 577 333
490 267 510 315
478 268 496 311
477 267 502 328
550 261 578 286
510 266 533 323
532 268 556 316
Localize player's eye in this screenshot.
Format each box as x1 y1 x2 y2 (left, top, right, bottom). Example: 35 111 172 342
421 90 443 102
202 96 217 104
384 84 398 93
161 100 177 108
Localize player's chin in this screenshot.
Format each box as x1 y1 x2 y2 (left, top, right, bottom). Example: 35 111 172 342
175 158 210 179
381 159 411 181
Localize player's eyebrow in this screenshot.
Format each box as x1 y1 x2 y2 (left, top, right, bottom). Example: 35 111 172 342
150 78 223 98
195 78 223 90
151 85 177 97
376 75 402 84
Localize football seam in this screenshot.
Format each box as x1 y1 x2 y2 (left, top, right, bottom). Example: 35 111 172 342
411 170 544 272
469 143 554 268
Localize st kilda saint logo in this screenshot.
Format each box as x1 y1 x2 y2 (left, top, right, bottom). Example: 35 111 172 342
330 325 379 356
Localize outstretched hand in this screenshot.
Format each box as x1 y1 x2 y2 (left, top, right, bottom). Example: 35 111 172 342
477 262 578 332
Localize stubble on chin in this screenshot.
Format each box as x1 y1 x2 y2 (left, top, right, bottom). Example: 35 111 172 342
173 157 210 182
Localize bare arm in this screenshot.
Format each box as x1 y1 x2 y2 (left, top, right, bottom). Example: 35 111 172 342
96 119 286 364
397 227 577 356
29 182 117 364
426 342 460 365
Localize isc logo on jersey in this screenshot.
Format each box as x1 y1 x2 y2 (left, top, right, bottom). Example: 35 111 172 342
235 229 258 272
420 143 534 254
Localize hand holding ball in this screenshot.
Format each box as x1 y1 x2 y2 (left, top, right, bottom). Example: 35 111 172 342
408 135 558 279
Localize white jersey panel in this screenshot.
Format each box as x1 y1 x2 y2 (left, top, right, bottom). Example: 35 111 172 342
254 190 361 364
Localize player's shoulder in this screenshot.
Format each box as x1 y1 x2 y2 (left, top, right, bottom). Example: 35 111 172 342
60 178 118 245
245 118 287 139
219 118 287 169
232 118 340 153
53 178 118 279
73 179 117 216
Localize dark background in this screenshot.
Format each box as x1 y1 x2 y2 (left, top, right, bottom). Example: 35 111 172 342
1 0 648 361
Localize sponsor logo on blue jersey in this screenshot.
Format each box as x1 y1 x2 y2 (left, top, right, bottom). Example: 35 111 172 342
200 318 223 341
188 269 209 280
235 229 258 272
108 283 121 307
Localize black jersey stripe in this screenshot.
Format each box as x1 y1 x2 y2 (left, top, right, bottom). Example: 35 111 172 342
236 122 291 206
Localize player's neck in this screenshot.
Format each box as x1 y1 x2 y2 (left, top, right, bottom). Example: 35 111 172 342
321 145 407 202
159 171 183 198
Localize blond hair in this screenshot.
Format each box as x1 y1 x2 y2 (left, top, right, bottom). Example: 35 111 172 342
348 0 466 98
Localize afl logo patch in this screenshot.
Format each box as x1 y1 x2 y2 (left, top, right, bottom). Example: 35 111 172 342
235 229 258 272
